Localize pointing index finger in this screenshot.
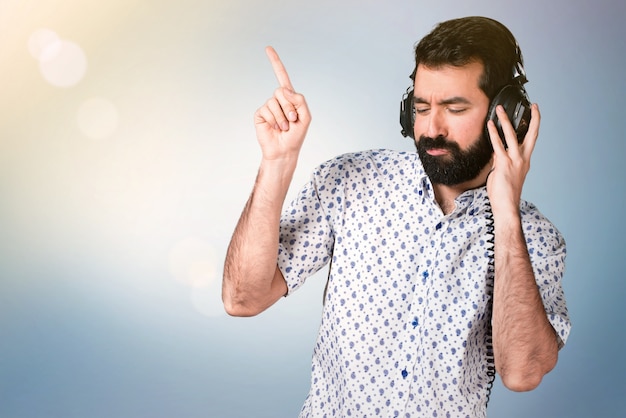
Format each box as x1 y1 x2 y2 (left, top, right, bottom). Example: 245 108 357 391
266 46 294 91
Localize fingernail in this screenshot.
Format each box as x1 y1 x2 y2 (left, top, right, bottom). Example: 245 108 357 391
281 121 289 131
288 111 297 121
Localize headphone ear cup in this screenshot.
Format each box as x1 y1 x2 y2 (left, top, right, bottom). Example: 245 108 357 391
400 88 415 139
486 84 531 147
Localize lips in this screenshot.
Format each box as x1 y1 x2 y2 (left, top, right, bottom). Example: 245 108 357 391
426 148 449 156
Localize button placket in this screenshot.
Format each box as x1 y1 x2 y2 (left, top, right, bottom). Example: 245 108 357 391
401 212 445 400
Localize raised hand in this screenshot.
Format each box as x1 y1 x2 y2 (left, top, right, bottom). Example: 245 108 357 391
223 47 308 317
254 46 312 162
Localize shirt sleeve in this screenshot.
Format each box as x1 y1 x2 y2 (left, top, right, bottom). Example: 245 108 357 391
521 202 571 348
277 164 336 295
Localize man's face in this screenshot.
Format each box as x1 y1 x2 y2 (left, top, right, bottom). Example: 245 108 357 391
412 62 492 186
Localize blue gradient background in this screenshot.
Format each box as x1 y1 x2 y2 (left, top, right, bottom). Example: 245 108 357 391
1 0 624 417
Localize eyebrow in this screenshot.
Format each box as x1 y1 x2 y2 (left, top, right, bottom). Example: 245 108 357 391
413 96 472 106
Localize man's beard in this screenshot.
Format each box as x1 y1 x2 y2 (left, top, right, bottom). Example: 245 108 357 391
415 133 493 186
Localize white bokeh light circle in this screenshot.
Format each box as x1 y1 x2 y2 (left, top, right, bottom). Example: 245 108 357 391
187 260 217 289
28 28 61 61
190 286 225 318
168 237 224 317
168 237 218 289
77 97 119 139
38 39 87 87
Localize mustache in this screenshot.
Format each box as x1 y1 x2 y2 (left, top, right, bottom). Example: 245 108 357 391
418 135 461 152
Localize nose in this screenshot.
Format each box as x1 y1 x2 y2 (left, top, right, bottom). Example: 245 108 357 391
423 109 448 139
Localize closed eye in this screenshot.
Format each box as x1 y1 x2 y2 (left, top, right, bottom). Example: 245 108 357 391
413 96 472 116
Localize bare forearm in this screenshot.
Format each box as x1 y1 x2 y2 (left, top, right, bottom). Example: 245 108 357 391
222 159 295 316
492 214 558 391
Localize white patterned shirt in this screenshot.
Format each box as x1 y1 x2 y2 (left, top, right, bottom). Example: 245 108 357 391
277 149 570 418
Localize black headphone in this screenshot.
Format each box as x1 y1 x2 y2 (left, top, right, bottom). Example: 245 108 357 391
399 47 531 147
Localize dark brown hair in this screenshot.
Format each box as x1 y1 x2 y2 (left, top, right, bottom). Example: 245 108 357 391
410 16 523 100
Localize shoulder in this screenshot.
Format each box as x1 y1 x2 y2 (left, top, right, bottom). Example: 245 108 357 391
315 149 419 176
308 150 424 201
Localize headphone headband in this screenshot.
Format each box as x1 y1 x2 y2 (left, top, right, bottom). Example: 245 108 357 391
512 43 528 85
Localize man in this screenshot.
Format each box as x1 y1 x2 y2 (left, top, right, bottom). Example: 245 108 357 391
223 16 570 417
